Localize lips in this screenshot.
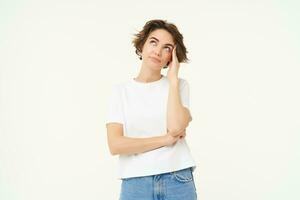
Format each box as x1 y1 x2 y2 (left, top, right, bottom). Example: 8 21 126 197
149 56 161 63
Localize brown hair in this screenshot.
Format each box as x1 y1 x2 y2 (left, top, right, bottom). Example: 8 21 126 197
132 19 189 68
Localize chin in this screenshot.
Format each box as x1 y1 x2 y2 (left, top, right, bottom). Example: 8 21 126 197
151 65 163 71
147 62 162 69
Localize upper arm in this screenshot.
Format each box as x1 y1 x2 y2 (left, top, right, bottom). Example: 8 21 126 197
106 122 124 155
168 107 192 136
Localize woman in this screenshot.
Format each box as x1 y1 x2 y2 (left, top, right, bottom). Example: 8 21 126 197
105 19 197 200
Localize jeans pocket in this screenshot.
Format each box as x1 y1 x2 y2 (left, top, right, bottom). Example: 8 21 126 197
171 168 193 183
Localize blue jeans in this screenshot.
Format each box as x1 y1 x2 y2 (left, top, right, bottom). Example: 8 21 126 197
119 167 197 200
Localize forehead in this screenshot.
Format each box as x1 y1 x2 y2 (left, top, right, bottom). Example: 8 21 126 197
147 29 174 45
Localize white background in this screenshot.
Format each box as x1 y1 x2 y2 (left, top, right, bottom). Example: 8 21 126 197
1 0 299 199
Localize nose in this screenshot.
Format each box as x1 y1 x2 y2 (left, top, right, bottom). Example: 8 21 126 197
153 47 162 57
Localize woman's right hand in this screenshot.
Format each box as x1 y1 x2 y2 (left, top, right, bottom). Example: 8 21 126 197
167 128 187 137
164 129 186 146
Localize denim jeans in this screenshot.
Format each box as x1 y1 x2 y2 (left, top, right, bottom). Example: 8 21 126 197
119 167 197 200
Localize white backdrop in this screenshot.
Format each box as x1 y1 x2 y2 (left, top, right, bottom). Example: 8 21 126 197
1 0 299 199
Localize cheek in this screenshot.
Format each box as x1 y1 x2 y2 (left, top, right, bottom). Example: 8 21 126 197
164 53 172 61
142 43 150 51
142 46 153 54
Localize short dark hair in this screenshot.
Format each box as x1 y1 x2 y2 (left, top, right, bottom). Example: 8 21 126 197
132 19 189 68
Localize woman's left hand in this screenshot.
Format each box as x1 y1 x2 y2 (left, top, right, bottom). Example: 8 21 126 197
167 46 180 83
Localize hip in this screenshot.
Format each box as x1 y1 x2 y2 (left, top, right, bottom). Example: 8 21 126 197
119 167 197 200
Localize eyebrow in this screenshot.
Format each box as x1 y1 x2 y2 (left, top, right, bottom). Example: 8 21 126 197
149 37 174 48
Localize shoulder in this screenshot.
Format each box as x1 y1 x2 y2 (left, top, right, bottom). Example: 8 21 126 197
178 76 189 83
178 77 190 88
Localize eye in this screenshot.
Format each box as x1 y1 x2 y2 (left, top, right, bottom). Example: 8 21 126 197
150 40 157 45
164 47 172 52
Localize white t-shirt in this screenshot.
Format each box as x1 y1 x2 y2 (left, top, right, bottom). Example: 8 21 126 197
105 75 196 179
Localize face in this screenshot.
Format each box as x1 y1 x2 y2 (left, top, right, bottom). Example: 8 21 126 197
141 29 175 69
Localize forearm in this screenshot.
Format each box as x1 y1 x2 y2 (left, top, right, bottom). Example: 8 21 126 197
167 79 190 134
111 135 167 156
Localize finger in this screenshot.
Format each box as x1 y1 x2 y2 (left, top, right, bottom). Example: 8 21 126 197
179 130 186 136
168 128 185 136
178 130 185 137
173 46 178 59
181 133 186 139
173 45 177 52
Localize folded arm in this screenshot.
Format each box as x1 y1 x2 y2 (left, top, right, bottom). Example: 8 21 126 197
106 123 185 156
167 80 192 136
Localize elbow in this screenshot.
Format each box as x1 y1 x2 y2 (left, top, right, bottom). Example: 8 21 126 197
110 147 128 156
107 135 124 156
168 120 190 134
110 149 120 156
109 149 118 156
108 143 120 156
167 108 191 133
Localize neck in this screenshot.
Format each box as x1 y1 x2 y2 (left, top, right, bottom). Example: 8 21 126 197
134 64 162 83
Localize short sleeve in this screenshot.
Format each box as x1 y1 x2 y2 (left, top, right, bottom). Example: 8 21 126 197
105 84 125 125
179 79 190 109
179 79 193 121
